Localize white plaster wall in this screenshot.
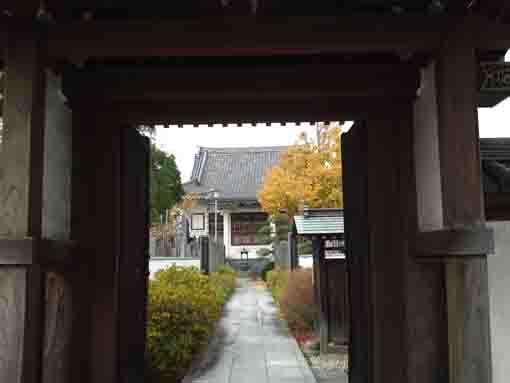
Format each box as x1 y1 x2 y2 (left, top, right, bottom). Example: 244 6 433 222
298 255 313 268
488 221 510 383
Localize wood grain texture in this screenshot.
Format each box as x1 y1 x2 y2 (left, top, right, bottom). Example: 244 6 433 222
436 46 484 227
46 15 510 62
413 63 444 231
42 272 72 383
116 128 150 383
0 239 34 265
324 258 349 345
0 26 46 383
96 97 411 126
47 15 443 61
0 26 45 237
415 227 495 256
0 268 27 383
436 44 493 383
367 116 407 383
406 97 450 383
312 238 328 355
341 122 371 383
71 63 419 103
69 112 96 383
42 71 72 240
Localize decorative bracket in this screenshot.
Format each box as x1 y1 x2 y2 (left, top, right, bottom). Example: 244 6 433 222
415 227 495 257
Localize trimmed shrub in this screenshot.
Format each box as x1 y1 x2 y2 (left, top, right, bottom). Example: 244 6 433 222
279 269 315 334
209 265 237 305
267 268 316 336
266 267 290 301
146 265 236 382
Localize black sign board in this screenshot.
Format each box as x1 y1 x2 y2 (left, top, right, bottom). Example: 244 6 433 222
480 62 510 92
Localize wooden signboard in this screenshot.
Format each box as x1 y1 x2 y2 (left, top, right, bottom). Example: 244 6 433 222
479 62 510 107
480 62 510 92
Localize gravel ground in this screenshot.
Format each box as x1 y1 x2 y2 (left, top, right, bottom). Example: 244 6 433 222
301 342 349 383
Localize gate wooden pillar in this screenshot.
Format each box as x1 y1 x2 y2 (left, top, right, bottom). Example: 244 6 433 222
413 44 493 382
71 113 150 383
344 103 445 383
0 24 74 383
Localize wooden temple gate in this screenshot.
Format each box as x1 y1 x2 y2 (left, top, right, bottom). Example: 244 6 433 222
1 2 509 383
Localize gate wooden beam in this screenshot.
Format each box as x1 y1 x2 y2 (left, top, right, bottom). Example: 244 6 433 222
2 1 41 18
47 15 441 61
46 15 510 62
415 228 495 256
479 0 510 20
94 97 411 125
0 238 76 266
71 63 419 103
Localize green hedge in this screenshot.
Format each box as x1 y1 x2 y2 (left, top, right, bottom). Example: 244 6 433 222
266 267 290 301
146 265 236 382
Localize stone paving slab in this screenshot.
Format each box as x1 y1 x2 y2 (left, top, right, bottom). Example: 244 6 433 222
185 279 318 383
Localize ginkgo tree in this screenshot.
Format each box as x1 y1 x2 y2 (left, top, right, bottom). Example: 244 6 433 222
257 122 343 220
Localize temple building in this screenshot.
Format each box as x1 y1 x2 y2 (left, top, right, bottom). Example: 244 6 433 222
183 146 286 259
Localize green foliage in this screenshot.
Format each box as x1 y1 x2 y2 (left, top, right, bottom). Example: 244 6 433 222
209 266 237 305
260 261 275 281
256 247 273 258
256 213 292 247
255 223 273 245
150 144 184 224
266 268 290 302
298 239 312 255
146 266 236 382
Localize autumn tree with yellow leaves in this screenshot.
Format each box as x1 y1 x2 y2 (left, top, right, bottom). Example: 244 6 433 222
257 123 343 219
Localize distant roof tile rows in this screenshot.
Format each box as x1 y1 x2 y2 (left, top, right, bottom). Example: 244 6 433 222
481 138 510 193
294 208 344 236
183 146 287 201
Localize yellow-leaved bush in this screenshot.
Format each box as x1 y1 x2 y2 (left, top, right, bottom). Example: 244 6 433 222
146 265 236 382
267 268 316 335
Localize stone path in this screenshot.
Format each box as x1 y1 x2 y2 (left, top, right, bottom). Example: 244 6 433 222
185 279 317 383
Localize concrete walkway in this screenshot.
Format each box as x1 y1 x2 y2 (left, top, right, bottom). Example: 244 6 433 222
186 279 317 383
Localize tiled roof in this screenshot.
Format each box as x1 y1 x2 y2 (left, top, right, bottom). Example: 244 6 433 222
183 146 287 200
480 138 510 193
294 209 344 236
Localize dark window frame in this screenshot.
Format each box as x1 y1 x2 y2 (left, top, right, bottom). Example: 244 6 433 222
230 212 268 246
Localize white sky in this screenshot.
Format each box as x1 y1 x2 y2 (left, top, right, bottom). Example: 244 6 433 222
155 123 320 182
156 51 510 181
155 103 510 182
